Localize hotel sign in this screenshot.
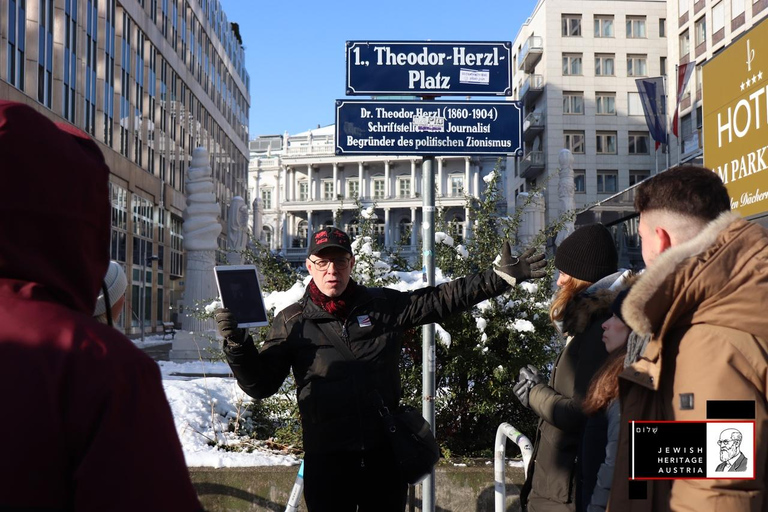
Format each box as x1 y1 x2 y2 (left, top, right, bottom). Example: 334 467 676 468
703 18 768 217
345 41 512 96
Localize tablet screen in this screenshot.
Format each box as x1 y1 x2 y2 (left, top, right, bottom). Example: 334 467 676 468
214 266 269 327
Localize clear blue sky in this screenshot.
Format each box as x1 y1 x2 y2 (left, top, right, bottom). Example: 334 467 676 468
217 0 540 138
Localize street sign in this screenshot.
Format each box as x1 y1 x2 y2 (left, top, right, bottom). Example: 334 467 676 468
335 100 522 156
346 41 512 96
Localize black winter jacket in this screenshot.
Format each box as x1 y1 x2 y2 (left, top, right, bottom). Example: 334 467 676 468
520 271 627 510
224 270 509 454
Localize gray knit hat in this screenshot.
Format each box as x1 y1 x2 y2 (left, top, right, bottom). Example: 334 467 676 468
554 224 618 283
93 261 127 317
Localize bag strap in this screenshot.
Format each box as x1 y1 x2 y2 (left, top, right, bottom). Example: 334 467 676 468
315 320 357 362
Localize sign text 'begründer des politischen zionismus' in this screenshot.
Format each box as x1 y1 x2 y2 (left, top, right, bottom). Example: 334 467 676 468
335 100 522 156
345 41 512 96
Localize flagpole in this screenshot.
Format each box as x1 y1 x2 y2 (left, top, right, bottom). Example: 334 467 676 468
676 64 681 167
663 73 669 172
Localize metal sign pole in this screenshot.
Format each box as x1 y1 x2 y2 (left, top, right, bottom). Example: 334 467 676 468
421 154 436 512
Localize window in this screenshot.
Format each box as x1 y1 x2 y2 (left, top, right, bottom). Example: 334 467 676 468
450 176 464 196
109 182 128 263
696 64 703 94
563 53 583 75
574 170 586 193
84 0 98 134
170 214 183 277
597 171 618 193
119 13 132 157
38 0 54 108
629 170 651 186
596 132 617 154
398 177 411 198
695 17 706 47
627 54 648 76
594 16 614 37
398 219 412 243
563 91 584 114
626 16 647 38
629 132 651 154
103 0 116 146
63 0 77 123
347 178 359 199
565 131 585 154
261 226 272 250
680 30 690 57
323 180 334 200
679 0 689 16
628 92 644 115
298 181 308 201
596 92 616 115
713 2 725 33
732 0 745 18
595 54 615 76
660 18 666 37
373 177 385 199
261 188 272 210
562 14 582 36
7 0 27 90
661 56 667 76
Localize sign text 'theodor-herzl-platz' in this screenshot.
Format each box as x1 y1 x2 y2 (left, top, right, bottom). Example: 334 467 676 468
346 41 512 96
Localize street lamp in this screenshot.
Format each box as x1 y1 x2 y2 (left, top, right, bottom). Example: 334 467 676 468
140 255 159 342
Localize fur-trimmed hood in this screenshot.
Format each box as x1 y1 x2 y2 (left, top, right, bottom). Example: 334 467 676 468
622 211 768 339
560 270 637 336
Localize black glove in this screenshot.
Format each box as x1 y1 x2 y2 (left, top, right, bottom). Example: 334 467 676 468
513 379 535 408
519 364 544 386
494 244 547 286
214 308 247 345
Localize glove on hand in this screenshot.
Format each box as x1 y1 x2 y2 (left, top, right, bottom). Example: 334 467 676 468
493 244 547 286
519 364 544 386
513 379 535 408
214 308 247 345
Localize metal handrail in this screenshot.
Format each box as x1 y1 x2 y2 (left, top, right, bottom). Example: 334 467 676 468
494 423 534 512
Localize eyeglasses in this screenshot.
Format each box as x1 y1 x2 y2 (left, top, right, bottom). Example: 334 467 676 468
308 257 351 271
717 439 737 446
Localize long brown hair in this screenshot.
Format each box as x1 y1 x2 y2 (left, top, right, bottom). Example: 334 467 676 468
582 348 627 415
549 274 592 325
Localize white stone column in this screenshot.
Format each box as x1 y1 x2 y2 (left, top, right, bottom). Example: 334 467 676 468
358 162 364 199
410 160 417 197
280 166 288 203
410 208 418 247
283 212 290 250
307 211 314 244
464 205 472 241
437 158 444 197
384 208 391 247
384 161 391 198
464 157 472 196
307 164 314 201
333 163 339 199
474 163 480 200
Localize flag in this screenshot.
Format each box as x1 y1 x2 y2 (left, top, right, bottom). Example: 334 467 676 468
635 77 667 150
672 63 694 137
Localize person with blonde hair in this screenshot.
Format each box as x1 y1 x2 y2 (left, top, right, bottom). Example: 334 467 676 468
516 223 630 512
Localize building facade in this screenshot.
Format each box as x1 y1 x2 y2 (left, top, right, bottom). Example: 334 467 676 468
249 126 505 266
669 0 768 162
510 0 668 228
0 0 250 335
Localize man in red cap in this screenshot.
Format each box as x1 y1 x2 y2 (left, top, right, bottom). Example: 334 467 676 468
0 101 202 510
216 226 546 511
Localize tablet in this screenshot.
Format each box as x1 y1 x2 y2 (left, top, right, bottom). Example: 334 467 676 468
213 265 269 328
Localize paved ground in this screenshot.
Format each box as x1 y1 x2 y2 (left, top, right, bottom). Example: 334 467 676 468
138 342 173 361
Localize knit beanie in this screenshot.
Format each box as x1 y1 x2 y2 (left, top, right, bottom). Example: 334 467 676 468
610 289 630 323
554 224 618 283
93 261 128 317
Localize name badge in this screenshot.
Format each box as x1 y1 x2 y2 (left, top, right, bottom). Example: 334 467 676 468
357 315 372 327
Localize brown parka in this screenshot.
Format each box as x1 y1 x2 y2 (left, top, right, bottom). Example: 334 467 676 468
609 212 768 512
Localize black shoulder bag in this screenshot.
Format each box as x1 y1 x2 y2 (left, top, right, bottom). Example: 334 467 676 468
315 320 440 484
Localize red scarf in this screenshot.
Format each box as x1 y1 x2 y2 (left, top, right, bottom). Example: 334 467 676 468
308 279 357 320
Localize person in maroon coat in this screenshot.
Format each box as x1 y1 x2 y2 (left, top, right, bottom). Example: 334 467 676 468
0 101 201 511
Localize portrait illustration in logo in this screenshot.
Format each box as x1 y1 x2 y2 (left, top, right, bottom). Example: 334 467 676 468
715 428 748 472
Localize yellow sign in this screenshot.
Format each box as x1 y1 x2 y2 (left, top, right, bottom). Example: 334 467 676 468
703 18 768 218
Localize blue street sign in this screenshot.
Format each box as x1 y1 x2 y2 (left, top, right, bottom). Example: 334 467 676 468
346 41 512 96
335 100 522 156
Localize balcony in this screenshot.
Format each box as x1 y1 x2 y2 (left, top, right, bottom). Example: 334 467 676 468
520 74 544 107
518 35 543 73
520 151 545 179
523 112 545 142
